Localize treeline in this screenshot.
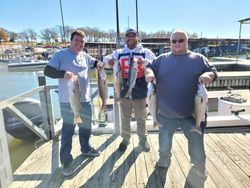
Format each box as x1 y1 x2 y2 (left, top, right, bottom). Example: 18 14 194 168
0 26 199 44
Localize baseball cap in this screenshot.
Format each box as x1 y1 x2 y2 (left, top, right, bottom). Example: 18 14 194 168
125 28 137 36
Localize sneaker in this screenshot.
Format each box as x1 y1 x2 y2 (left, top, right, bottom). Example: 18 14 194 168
62 162 73 176
139 140 150 152
118 141 128 152
156 157 170 168
83 148 100 157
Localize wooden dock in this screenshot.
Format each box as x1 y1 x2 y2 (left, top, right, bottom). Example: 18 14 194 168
8 128 250 188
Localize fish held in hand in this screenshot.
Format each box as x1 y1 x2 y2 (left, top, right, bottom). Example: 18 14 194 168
68 75 83 124
192 84 207 134
147 82 160 128
113 61 123 101
98 68 108 122
125 56 138 99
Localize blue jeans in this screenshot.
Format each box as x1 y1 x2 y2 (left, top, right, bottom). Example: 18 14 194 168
60 102 92 165
157 113 206 172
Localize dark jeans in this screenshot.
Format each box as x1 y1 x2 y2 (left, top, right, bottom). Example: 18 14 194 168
157 113 206 173
60 102 92 165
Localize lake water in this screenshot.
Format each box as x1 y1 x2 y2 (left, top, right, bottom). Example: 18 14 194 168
0 68 113 172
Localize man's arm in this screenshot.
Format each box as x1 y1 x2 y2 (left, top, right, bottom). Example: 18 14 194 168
44 65 65 78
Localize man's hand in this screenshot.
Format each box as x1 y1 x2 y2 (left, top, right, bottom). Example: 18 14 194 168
64 71 75 80
137 57 145 65
199 72 215 85
96 61 104 71
145 68 155 82
108 58 115 68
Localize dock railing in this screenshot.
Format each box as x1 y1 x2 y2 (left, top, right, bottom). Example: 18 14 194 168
0 72 120 188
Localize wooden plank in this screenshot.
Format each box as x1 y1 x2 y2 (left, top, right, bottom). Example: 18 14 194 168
6 104 47 140
96 135 119 188
77 134 116 187
132 135 149 187
0 109 13 188
143 134 173 188
149 133 176 188
168 138 186 188
110 136 126 188
205 134 246 188
232 133 250 155
216 133 250 175
9 139 55 187
31 139 60 188
210 133 250 176
123 133 137 188
176 134 218 188
46 134 86 187
206 133 250 188
21 139 59 188
67 134 103 187
45 87 55 138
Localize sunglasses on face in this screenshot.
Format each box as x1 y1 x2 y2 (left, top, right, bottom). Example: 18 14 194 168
171 39 185 44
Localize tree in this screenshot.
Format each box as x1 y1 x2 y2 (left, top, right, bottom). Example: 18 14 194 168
17 29 37 44
40 28 52 44
8 31 18 42
0 28 9 43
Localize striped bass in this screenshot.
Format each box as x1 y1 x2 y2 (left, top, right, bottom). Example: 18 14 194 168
125 56 138 99
68 75 83 124
192 84 207 134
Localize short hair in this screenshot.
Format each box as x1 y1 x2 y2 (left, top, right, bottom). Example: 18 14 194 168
70 30 86 41
170 30 188 40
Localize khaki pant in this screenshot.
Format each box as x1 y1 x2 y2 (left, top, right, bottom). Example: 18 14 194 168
120 98 147 143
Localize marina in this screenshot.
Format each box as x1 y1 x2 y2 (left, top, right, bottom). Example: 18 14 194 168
1 0 250 187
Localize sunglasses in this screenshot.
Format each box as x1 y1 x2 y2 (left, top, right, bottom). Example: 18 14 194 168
171 39 185 44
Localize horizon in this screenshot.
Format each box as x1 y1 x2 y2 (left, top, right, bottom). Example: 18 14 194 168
1 0 250 39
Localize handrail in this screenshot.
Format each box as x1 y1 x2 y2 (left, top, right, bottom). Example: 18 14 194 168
0 74 120 188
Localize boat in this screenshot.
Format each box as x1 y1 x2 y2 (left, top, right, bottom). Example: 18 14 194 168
3 98 43 140
206 89 250 128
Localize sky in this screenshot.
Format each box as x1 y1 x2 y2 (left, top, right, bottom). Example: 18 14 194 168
1 0 250 39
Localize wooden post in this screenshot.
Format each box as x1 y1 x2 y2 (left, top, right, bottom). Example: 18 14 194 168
37 72 56 139
37 71 51 139
0 109 13 188
113 92 121 135
45 86 55 138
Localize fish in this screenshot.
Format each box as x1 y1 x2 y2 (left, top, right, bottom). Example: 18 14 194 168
147 82 161 128
124 56 138 99
113 60 123 101
192 84 208 134
97 68 108 122
68 75 83 124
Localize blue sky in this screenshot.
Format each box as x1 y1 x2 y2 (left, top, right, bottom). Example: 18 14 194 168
1 0 250 39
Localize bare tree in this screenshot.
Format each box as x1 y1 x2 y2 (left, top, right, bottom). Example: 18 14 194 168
40 28 52 44
27 29 37 43
50 28 59 44
8 31 18 42
64 25 74 42
18 31 29 44
55 25 64 42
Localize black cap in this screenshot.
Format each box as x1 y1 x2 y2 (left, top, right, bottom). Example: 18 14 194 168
125 28 137 36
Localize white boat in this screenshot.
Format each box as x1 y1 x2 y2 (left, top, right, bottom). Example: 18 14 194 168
206 89 250 128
